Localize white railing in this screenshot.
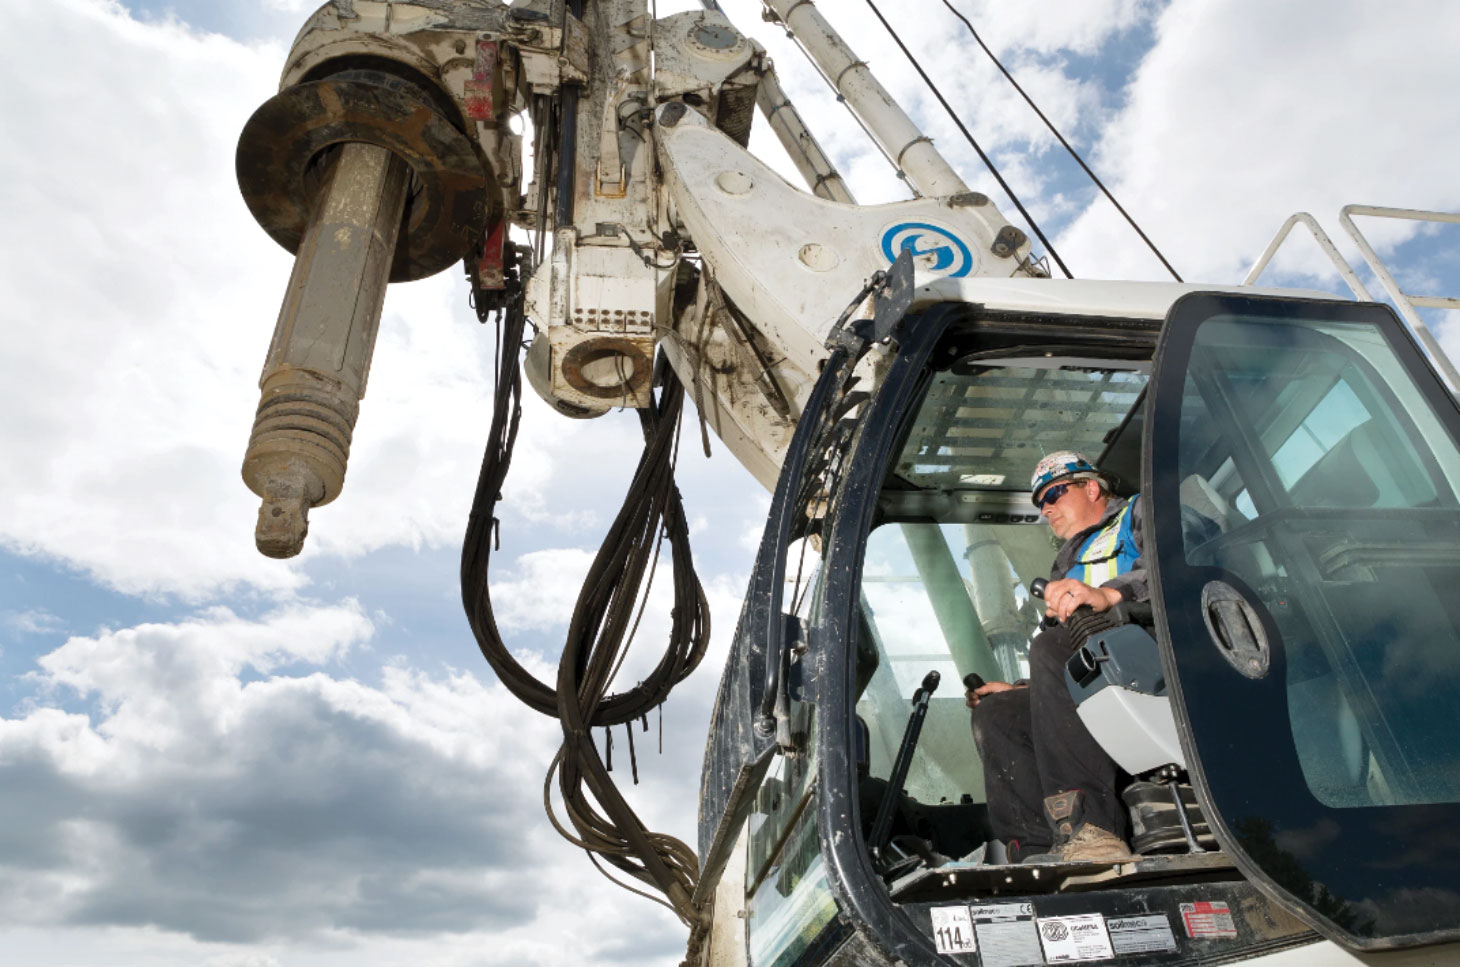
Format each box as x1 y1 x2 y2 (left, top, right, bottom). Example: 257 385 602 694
1244 205 1460 391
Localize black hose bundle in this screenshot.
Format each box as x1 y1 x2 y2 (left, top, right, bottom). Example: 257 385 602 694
461 262 709 924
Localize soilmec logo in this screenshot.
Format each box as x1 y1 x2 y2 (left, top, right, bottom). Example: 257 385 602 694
879 222 974 277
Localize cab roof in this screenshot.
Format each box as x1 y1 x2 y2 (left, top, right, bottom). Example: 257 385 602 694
916 277 1338 321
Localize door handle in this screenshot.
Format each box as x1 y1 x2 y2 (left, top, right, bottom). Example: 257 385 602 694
1200 580 1271 679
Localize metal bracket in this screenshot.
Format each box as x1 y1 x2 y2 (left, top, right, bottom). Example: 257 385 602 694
823 247 915 354
864 246 916 343
991 225 1027 259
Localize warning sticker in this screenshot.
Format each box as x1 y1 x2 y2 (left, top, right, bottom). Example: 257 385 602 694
1181 901 1238 939
1107 914 1179 954
930 906 977 956
1037 914 1115 963
969 903 1042 967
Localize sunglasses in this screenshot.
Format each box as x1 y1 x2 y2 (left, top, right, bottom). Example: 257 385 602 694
1035 482 1075 509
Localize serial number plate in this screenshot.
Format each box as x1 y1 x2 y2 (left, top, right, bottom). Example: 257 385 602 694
930 905 977 955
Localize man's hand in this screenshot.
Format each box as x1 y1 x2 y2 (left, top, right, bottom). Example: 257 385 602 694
1043 578 1122 622
966 680 1023 709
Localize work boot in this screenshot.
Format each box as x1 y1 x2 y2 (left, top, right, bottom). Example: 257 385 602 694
1058 823 1137 862
1005 839 1052 865
1032 790 1138 863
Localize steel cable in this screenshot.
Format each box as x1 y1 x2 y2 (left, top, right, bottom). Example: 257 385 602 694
862 0 1072 277
939 0 1183 281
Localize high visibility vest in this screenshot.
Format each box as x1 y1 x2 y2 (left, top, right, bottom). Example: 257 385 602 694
1068 496 1140 587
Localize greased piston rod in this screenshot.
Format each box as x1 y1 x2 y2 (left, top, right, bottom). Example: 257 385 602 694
242 141 411 558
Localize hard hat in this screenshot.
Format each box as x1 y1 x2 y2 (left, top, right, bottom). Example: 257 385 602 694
1030 451 1102 505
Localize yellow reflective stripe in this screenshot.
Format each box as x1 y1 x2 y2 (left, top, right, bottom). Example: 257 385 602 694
1074 504 1130 586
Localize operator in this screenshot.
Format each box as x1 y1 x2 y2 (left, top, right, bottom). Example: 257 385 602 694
967 451 1145 864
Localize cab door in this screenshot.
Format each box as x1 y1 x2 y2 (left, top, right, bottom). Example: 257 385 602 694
1144 291 1460 950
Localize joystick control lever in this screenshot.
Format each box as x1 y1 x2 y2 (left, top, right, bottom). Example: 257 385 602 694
1029 576 1061 629
869 670 940 865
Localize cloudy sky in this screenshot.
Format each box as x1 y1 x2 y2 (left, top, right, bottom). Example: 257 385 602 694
2 0 1457 964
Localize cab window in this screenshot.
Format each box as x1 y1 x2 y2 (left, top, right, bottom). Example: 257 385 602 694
857 521 1052 804
856 358 1149 834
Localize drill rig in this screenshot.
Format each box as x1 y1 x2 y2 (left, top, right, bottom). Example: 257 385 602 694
235 2 1460 964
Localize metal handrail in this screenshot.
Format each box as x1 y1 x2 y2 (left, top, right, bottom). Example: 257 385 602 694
1244 206 1460 393
1339 205 1460 390
1242 211 1375 300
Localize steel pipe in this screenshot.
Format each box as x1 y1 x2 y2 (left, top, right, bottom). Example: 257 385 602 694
763 0 968 198
755 65 855 204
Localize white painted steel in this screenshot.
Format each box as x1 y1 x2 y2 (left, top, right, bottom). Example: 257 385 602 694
1237 940 1460 966
1242 212 1377 300
1339 205 1460 391
656 105 1019 373
1409 295 1460 309
760 0 969 198
701 825 751 967
755 65 855 204
916 277 1334 322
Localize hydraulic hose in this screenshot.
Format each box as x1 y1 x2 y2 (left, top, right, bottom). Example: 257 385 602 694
459 257 709 924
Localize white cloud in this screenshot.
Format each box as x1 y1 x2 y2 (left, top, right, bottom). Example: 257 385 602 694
726 0 1460 319
724 0 1157 208
1057 0 1460 285
0 604 693 963
484 546 597 633
735 493 772 552
0 0 661 601
0 0 299 598
3 609 65 636
8 0 1460 964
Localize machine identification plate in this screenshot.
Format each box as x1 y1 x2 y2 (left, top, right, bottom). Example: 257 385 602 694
1107 914 1178 954
970 904 1042 967
930 906 977 955
1180 901 1237 938
1037 914 1115 963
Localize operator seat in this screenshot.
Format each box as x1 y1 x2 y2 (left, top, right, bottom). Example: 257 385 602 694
1058 477 1234 852
1064 615 1218 853
1066 473 1234 775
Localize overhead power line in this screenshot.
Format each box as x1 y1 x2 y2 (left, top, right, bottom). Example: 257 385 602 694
941 0 1184 281
862 0 1072 278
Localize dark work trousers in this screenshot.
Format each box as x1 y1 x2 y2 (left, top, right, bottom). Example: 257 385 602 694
970 624 1126 852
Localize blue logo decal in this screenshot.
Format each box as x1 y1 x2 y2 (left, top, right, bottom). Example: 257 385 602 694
879 222 974 277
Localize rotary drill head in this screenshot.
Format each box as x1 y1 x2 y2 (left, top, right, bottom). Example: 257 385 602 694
236 65 491 558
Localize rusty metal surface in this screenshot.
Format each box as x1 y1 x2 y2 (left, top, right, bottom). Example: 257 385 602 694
475 216 507 290
559 335 655 402
242 141 411 558
236 70 491 282
714 80 757 148
463 39 498 121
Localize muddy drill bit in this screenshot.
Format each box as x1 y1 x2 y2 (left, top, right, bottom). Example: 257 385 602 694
242 141 411 558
